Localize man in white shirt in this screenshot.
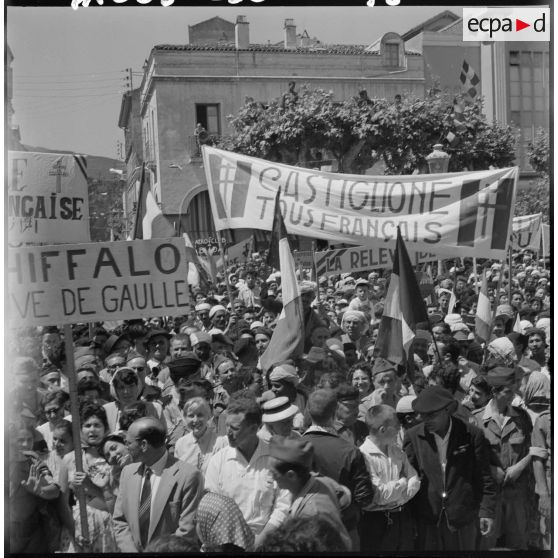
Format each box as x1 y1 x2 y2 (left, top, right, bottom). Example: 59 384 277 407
360 405 420 552
204 395 291 546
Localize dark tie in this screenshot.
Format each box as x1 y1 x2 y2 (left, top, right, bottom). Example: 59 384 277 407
139 467 152 548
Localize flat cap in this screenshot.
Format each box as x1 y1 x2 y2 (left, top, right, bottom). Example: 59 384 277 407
372 357 397 376
412 385 457 414
270 435 313 469
168 354 202 384
144 328 171 343
355 278 370 288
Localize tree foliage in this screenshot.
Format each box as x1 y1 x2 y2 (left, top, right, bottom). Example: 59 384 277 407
218 87 518 175
527 127 549 176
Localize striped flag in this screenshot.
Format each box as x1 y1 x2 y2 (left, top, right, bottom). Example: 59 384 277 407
260 193 305 373
475 269 492 343
375 228 429 365
142 190 175 239
460 60 480 101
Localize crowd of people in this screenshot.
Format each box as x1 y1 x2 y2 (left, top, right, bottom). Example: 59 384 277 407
6 248 551 553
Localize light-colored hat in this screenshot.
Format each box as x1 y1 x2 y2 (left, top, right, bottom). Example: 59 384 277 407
298 281 317 294
396 395 416 414
305 347 326 364
269 364 300 386
209 305 227 319
261 396 299 423
195 302 211 312
190 331 212 346
250 321 264 330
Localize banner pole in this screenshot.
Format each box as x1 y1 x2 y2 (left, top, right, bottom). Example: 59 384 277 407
63 324 90 549
312 241 320 301
507 247 513 304
473 257 479 295
216 232 234 304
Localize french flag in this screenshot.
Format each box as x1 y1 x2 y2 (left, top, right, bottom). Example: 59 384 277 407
475 269 492 343
375 228 429 365
260 190 305 373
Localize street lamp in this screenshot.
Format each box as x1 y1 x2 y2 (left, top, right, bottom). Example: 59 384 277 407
425 143 451 173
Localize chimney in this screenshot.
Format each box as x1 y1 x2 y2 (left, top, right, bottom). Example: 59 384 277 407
284 19 296 49
235 15 249 49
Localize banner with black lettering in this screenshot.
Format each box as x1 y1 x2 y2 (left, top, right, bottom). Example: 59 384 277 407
314 245 438 278
510 213 542 252
8 151 90 245
7 239 190 327
202 146 518 260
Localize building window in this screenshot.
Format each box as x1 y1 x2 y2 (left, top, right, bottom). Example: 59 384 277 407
384 43 400 67
508 49 549 170
195 104 220 135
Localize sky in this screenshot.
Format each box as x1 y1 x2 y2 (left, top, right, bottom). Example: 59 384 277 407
7 5 454 159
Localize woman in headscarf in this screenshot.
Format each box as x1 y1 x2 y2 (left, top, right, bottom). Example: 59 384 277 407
102 366 165 433
340 310 371 359
521 371 550 424
195 491 255 552
486 336 518 369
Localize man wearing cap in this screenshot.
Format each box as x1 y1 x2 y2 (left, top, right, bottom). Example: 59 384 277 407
348 278 373 321
268 435 352 550
403 385 496 551
194 303 212 332
303 389 374 550
334 385 368 447
363 358 400 410
237 269 261 309
473 367 532 550
190 331 214 382
258 397 301 443
144 328 172 386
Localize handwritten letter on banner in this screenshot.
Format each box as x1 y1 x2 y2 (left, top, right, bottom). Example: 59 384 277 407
203 147 518 260
8 151 91 245
510 213 542 252
7 239 190 327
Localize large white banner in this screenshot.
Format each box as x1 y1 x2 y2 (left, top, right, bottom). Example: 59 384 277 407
202 147 518 260
8 151 90 245
510 213 542 252
7 239 190 327
314 246 438 278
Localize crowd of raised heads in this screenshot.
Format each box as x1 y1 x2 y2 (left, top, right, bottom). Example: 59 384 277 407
6 248 551 552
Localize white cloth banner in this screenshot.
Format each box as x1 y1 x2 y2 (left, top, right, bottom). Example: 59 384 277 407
314 246 438 278
510 213 542 252
202 147 518 259
8 151 90 245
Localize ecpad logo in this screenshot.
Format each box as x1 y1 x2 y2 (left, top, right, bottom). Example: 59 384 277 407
463 7 549 42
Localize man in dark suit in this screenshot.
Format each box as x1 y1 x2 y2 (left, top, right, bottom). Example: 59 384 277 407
403 386 496 551
112 417 204 552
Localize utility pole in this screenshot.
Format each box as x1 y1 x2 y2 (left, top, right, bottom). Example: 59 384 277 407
124 67 133 91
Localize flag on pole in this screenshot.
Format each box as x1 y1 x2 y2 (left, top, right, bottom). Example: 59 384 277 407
460 60 480 101
182 231 212 291
512 313 522 333
375 228 429 365
266 189 283 271
475 269 492 343
445 98 467 147
260 193 305 373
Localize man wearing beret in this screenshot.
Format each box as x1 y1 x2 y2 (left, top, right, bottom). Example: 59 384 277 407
473 367 532 550
268 435 352 550
403 385 496 551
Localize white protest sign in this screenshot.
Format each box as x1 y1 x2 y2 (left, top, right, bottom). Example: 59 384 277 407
203 146 518 260
7 238 190 327
8 151 90 245
226 236 254 264
510 213 542 252
314 245 438 277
